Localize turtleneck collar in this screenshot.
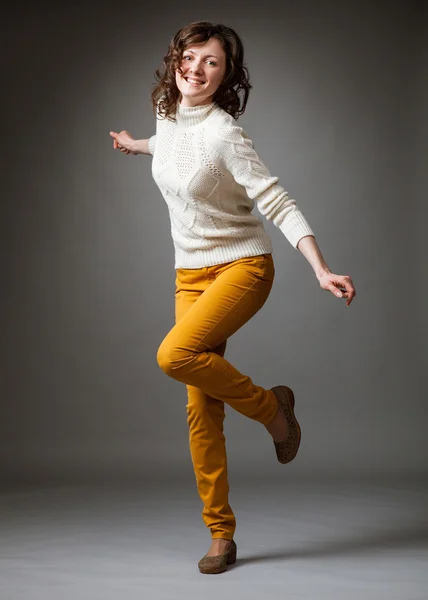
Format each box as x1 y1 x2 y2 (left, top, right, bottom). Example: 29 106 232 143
175 101 217 128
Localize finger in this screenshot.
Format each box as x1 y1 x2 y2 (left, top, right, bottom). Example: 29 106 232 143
335 276 355 306
346 287 356 306
329 284 344 299
335 286 354 304
340 276 353 289
333 275 354 294
340 277 356 306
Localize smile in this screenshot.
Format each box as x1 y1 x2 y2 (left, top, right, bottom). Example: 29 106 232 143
185 77 205 85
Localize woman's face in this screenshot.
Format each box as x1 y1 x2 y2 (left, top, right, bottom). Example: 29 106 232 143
175 37 227 107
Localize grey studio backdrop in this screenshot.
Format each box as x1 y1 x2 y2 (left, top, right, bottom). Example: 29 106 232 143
2 0 427 485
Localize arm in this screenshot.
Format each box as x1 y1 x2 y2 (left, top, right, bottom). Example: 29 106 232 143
214 122 356 306
297 235 356 306
129 138 151 155
214 122 313 248
109 131 156 156
131 136 156 155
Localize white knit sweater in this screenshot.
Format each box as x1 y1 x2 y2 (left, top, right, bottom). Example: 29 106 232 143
148 101 314 269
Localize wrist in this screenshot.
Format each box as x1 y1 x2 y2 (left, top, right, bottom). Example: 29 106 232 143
315 265 331 280
130 139 140 154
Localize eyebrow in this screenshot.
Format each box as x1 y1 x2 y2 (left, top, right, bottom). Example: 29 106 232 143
185 50 219 59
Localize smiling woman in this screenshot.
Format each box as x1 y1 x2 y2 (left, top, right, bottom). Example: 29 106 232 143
109 19 356 577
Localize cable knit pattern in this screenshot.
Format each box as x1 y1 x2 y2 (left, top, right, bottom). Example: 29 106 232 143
149 101 314 268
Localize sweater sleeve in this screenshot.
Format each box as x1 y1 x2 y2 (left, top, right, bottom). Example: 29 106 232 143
215 123 314 248
148 134 156 156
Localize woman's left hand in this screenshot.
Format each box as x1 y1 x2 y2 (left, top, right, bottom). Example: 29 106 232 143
317 272 356 306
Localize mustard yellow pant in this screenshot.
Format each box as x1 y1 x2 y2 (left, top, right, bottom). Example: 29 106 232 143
157 253 279 540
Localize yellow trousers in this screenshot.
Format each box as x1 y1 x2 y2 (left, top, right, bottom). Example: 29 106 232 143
157 253 279 539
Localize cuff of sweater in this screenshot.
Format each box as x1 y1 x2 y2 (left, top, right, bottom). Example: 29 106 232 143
148 135 156 156
279 211 314 249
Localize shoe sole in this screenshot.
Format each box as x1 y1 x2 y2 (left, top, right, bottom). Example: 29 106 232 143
271 385 301 464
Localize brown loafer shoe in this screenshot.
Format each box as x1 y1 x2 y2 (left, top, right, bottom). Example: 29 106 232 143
198 539 237 574
271 385 301 464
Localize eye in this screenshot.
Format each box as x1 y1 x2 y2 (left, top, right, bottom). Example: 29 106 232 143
182 55 217 66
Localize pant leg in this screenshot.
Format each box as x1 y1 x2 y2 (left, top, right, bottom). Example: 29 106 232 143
157 253 278 425
175 275 236 539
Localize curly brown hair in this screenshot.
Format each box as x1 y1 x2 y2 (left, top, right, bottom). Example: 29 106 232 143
151 21 252 121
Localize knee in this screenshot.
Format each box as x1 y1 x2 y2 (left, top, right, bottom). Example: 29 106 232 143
157 340 192 377
156 341 173 376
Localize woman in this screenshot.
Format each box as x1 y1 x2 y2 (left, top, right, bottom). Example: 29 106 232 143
110 20 356 574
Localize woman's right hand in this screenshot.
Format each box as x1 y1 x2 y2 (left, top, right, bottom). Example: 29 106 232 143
109 130 138 155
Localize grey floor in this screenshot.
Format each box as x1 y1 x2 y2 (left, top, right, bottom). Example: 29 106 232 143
1 477 427 600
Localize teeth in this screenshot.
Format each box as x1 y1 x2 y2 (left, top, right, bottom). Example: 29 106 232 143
186 78 204 84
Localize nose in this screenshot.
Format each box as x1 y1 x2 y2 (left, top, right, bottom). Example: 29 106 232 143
189 59 203 74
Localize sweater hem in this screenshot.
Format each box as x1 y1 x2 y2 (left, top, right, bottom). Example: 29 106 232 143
174 237 273 269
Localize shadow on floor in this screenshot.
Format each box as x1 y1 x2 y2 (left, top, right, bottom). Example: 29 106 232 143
234 522 428 567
